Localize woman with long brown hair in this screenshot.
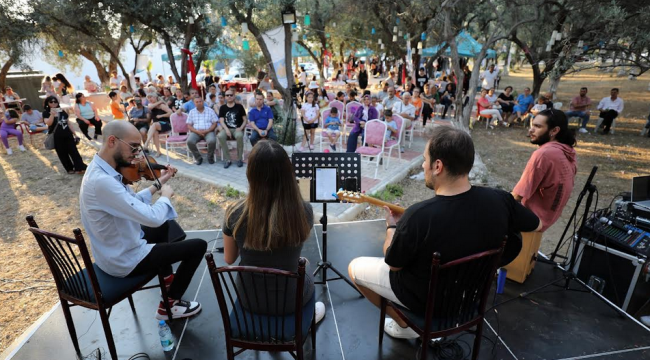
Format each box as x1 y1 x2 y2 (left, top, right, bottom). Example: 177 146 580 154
223 140 325 320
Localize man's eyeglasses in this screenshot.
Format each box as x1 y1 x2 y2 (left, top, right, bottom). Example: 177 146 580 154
115 137 142 154
225 94 234 97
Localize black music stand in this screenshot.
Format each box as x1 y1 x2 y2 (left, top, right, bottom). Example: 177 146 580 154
292 153 362 294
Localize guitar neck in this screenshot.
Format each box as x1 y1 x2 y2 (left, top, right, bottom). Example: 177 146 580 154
361 195 405 214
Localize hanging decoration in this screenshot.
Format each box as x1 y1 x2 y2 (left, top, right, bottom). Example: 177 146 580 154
421 32 426 40
393 26 397 33
304 12 311 26
303 34 307 40
129 25 135 33
204 36 209 44
392 35 397 42
378 38 382 45
236 34 242 44
398 30 403 36
332 22 336 27
189 17 194 24
292 32 298 42
180 48 198 90
371 27 376 35
220 16 227 26
58 50 64 57
241 23 249 34
381 43 385 50
326 33 330 38
417 41 422 49
291 23 297 29
242 39 250 51
396 18 400 25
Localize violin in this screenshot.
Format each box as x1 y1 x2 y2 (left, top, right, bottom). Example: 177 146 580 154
120 156 177 188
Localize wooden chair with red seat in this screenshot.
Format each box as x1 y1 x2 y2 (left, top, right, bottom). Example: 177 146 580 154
25 215 173 360
378 240 506 360
205 254 316 360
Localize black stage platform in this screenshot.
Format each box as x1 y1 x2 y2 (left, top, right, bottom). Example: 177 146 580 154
6 220 650 360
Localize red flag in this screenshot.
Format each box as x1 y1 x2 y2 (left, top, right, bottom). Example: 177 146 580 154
181 48 198 90
401 62 406 87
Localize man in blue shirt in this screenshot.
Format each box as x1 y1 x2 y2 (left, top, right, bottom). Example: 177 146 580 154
248 91 277 146
79 120 206 320
181 89 198 113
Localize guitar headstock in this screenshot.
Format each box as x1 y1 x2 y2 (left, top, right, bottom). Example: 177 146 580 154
336 190 365 204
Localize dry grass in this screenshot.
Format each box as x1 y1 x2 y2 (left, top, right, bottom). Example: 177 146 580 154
0 140 241 354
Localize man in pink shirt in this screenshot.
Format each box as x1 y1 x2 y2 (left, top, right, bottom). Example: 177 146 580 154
565 87 592 134
513 109 577 232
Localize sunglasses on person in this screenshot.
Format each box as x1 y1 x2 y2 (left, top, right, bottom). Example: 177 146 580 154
49 100 59 104
225 94 234 97
115 137 142 154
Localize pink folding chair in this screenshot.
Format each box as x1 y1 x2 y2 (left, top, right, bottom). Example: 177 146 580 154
319 108 343 151
327 92 335 102
383 115 404 168
165 113 190 162
355 119 387 179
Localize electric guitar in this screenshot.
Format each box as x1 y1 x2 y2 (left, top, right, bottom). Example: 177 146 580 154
336 190 405 214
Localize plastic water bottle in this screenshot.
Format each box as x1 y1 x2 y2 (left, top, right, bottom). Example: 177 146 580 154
158 320 175 351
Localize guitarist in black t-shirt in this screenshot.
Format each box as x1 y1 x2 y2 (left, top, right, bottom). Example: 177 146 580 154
348 126 541 340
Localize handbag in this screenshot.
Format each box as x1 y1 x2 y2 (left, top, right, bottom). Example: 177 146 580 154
44 120 58 150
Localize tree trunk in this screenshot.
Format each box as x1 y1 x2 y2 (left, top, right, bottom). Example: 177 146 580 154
79 49 110 85
548 75 561 100
531 63 543 98
0 58 14 91
504 41 512 76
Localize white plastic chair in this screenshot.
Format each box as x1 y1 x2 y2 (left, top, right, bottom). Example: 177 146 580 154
383 115 404 168
355 119 387 179
595 117 617 134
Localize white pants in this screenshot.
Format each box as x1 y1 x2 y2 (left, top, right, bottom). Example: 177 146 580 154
349 256 407 308
480 109 503 121
399 118 412 146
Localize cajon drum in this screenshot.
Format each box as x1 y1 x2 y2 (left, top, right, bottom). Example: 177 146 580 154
504 231 543 283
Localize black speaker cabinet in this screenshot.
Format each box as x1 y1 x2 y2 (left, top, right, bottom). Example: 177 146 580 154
574 238 650 316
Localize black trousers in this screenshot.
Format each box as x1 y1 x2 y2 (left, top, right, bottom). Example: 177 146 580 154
77 117 103 139
422 103 433 126
599 110 618 133
54 135 86 172
128 226 207 300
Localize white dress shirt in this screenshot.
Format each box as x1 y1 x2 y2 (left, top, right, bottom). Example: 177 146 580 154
79 155 177 277
597 96 624 113
480 70 499 89
392 101 416 119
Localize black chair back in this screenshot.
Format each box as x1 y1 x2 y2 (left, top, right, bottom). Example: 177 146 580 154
206 253 313 359
424 241 506 333
26 215 100 307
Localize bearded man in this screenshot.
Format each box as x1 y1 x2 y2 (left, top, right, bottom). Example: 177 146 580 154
348 126 541 339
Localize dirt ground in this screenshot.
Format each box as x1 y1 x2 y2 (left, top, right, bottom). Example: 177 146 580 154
356 67 650 257
0 141 241 354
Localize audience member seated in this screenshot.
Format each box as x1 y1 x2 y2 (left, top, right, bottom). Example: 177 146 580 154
324 107 342 151
508 87 534 124
420 84 436 127
391 92 416 152
411 88 423 121
1 110 26 154
128 95 151 143
109 91 125 120
119 85 133 102
377 82 389 101
213 93 226 113
74 92 103 141
223 140 325 322
205 84 219 105
83 75 100 93
187 96 219 165
497 86 516 120
248 92 277 147
3 86 22 111
440 83 456 119
21 105 48 132
596 87 624 135
477 89 506 127
265 91 282 123
383 109 398 142
371 95 383 118
346 94 378 153
218 90 247 168
182 89 199 113
144 94 173 157
565 87 592 134
382 86 400 114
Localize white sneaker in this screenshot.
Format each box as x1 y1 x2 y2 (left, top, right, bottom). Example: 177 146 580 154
578 128 588 134
315 301 325 324
383 318 420 339
19 145 26 152
155 299 202 320
6 148 12 155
